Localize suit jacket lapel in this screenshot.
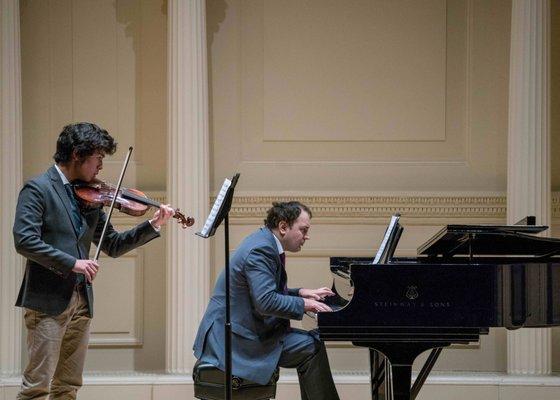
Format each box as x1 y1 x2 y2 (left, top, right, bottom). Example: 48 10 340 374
48 166 81 238
262 228 283 285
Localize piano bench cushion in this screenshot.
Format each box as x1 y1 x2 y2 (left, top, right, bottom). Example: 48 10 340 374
193 360 279 400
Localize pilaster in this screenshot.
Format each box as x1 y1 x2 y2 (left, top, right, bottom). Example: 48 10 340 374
0 0 23 377
166 0 211 374
506 0 551 375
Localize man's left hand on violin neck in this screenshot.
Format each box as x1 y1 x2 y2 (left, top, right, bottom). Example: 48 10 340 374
149 204 175 231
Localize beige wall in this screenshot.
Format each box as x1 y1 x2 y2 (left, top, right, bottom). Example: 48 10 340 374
20 0 167 190
208 0 510 193
16 0 560 384
20 0 168 371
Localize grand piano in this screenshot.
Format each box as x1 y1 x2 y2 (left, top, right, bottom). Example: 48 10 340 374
316 216 560 400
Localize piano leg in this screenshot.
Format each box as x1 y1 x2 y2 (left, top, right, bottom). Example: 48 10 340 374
385 358 392 400
356 342 451 400
370 350 386 400
389 363 413 400
410 348 442 399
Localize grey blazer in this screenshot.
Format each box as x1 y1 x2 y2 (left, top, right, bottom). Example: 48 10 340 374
193 227 305 385
13 165 159 317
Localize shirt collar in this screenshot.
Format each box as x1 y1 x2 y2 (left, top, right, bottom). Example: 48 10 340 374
54 164 70 185
271 230 284 255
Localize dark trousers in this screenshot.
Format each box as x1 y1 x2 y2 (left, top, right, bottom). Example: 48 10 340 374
278 329 340 400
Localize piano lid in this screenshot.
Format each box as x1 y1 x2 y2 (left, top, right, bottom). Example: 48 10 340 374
417 224 560 257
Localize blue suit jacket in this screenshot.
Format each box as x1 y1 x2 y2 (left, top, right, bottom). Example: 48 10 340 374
193 227 305 384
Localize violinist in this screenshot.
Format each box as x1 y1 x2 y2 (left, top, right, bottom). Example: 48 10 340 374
13 122 174 400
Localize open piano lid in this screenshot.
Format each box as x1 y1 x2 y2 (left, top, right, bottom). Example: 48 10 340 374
417 224 560 257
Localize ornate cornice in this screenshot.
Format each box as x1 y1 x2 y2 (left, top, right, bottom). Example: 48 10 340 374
226 195 507 220
145 191 560 222
552 193 560 218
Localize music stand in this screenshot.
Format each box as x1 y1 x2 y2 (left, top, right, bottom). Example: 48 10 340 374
196 173 240 400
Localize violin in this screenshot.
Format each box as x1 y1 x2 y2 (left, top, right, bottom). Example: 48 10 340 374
72 179 195 229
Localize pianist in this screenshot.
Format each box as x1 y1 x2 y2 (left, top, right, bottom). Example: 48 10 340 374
193 201 340 400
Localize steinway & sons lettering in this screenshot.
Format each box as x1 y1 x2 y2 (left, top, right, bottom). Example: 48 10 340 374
373 301 451 308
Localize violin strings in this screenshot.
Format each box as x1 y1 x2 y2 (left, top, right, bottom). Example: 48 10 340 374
89 183 190 226
94 181 182 220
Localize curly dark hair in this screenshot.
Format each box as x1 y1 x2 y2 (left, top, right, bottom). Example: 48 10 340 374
53 122 117 164
264 201 312 229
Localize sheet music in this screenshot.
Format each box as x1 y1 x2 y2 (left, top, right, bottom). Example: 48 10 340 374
373 214 400 264
199 178 232 237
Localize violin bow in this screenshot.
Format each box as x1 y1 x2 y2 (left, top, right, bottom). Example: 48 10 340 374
92 146 133 263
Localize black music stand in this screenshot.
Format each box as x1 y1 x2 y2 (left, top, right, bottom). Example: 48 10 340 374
196 173 240 400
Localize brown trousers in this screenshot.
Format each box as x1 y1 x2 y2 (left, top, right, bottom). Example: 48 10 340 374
17 286 91 400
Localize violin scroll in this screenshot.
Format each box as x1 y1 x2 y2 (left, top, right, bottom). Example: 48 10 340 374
174 209 195 229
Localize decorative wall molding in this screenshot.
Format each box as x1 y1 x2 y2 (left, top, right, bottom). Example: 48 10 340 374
88 250 144 348
3 370 560 387
551 194 560 217
148 191 560 222
226 194 507 221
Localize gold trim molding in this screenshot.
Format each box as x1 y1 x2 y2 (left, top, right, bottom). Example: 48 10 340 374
552 193 560 217
227 195 507 220
146 191 560 221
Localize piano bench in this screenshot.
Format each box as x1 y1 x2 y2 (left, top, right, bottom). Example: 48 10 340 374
193 360 279 400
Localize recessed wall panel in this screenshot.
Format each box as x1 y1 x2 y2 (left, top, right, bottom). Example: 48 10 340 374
89 249 144 347
263 0 447 142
